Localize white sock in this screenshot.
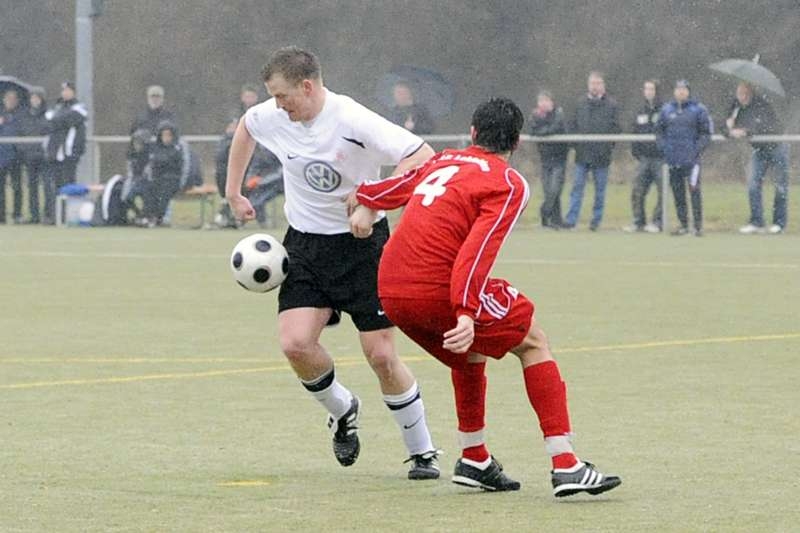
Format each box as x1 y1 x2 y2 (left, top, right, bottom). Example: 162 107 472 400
300 367 353 419
460 456 492 470
384 382 434 455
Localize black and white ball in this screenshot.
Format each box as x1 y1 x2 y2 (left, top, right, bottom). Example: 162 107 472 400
230 234 289 293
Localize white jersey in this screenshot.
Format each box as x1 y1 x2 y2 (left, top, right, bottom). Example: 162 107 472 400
244 89 425 234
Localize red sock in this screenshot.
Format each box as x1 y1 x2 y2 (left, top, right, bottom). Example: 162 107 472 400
452 362 489 461
523 360 578 469
462 444 490 463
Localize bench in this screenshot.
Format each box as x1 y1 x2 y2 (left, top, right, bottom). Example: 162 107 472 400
176 183 218 228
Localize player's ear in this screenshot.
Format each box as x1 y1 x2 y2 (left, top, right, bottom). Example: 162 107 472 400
470 126 477 144
302 79 315 96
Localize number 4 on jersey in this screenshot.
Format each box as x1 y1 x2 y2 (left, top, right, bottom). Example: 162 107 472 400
413 165 459 206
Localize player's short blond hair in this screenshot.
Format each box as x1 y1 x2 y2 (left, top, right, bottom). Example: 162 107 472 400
261 46 321 86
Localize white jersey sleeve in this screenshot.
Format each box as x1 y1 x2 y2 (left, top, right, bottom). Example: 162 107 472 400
345 98 426 166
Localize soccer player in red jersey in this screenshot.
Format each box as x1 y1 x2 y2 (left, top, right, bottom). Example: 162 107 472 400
346 98 621 496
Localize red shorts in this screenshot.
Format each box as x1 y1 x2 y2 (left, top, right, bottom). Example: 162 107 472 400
381 279 534 370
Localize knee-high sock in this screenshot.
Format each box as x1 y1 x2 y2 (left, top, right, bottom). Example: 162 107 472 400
452 362 490 463
300 366 353 420
523 360 578 469
384 381 435 456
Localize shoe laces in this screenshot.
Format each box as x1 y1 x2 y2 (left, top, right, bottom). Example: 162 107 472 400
404 449 443 465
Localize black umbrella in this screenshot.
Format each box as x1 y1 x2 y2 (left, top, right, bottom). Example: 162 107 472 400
376 66 454 117
709 55 786 98
0 75 33 107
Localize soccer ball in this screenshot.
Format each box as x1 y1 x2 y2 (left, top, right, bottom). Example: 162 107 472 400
230 233 289 293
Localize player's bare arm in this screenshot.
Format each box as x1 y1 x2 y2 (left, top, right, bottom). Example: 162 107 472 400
225 118 258 221
348 143 434 238
392 142 434 175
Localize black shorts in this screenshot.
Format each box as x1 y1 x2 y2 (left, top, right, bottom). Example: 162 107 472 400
278 218 393 332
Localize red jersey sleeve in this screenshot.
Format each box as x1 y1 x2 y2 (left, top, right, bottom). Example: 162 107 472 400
355 156 437 210
450 168 530 319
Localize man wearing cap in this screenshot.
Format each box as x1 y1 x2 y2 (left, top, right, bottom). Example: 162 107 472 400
655 80 713 236
130 85 177 136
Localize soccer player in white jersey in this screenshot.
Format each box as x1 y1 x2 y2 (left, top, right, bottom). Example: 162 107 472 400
225 46 440 479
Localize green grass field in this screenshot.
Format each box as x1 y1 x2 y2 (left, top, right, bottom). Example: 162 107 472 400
1 183 799 532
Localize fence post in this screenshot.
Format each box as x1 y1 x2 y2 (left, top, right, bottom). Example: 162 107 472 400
661 163 669 233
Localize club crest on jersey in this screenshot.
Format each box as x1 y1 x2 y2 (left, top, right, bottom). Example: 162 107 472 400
303 161 342 192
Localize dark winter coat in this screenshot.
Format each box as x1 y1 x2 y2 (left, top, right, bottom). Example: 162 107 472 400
655 99 713 167
724 95 782 151
570 94 621 167
44 98 88 162
0 106 21 169
130 106 176 136
529 107 568 164
630 100 662 159
127 128 152 179
387 104 435 135
17 102 49 162
150 121 183 182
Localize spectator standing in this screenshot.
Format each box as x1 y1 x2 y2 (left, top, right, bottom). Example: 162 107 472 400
0 88 23 224
564 71 620 231
655 80 712 237
43 82 87 224
625 80 664 233
17 86 49 224
130 85 176 136
238 84 260 115
387 82 435 135
726 83 790 235
529 90 568 229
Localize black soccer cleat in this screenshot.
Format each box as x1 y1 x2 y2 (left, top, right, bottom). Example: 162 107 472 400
551 461 621 498
327 396 361 467
405 449 442 480
452 456 521 492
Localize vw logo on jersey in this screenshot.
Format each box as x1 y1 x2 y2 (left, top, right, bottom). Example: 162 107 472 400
303 161 342 192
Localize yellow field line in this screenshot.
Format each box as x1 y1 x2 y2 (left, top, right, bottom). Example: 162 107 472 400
557 332 800 353
0 357 425 390
1 333 797 390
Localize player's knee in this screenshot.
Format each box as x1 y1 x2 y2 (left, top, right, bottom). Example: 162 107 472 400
279 334 316 363
511 322 553 363
363 348 397 377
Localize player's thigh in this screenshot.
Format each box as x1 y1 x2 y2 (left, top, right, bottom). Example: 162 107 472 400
471 289 535 360
278 307 333 353
381 297 468 369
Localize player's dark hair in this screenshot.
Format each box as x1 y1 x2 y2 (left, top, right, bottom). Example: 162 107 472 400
471 98 524 153
261 46 322 85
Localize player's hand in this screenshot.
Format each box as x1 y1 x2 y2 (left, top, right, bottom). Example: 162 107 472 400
443 314 475 354
228 194 256 221
725 117 735 131
345 190 360 217
349 204 376 238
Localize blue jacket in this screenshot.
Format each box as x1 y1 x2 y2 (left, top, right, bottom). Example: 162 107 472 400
655 99 713 167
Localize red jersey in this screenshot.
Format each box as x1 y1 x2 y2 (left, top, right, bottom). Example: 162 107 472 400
356 145 530 320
